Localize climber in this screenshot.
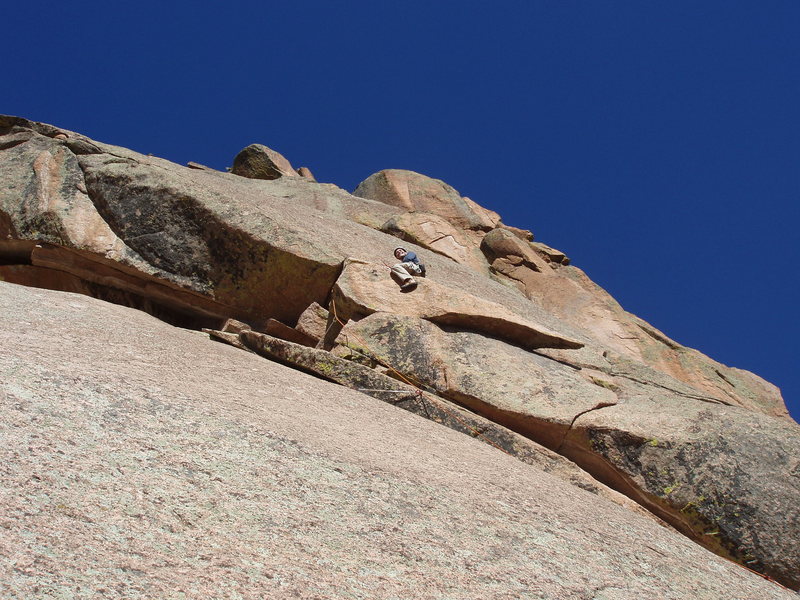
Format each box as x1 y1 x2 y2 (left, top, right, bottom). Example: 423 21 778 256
391 247 425 291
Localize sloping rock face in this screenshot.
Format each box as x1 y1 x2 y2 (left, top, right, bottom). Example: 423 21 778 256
562 396 800 587
233 329 635 507
337 312 800 587
514 263 789 419
0 115 797 590
2 281 796 599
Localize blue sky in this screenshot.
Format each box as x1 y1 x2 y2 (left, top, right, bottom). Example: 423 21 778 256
6 1 798 421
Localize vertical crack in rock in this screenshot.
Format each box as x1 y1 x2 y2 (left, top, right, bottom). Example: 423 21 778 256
556 401 618 454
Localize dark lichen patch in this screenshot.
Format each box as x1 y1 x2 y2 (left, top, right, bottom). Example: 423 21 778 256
18 212 68 245
357 317 443 386
584 424 773 575
78 158 339 324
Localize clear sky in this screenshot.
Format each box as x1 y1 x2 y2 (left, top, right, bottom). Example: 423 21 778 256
6 1 798 421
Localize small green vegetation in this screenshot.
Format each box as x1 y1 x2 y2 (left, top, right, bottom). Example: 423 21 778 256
680 495 705 512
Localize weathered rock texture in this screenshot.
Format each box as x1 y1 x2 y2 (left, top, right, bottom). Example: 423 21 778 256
334 309 799 587
381 211 489 272
1 114 798 593
338 312 615 448
231 143 299 179
332 259 584 351
354 168 498 230
2 281 796 599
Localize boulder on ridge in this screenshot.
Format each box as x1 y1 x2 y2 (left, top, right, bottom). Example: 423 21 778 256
231 143 299 179
297 166 316 181
295 301 330 342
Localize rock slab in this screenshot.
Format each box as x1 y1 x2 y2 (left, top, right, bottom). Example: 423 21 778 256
1 281 795 599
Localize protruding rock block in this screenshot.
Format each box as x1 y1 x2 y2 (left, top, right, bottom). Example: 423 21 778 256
481 227 550 272
463 196 501 230
530 241 570 265
498 223 534 241
562 396 800 589
354 169 495 231
295 302 330 342
231 143 299 180
332 259 584 351
338 312 614 449
381 212 489 272
221 318 252 333
297 166 316 181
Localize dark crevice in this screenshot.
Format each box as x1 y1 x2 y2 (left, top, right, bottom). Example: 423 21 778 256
609 371 732 406
635 321 682 350
529 347 583 370
538 347 729 405
556 402 618 453
0 241 235 331
715 368 736 388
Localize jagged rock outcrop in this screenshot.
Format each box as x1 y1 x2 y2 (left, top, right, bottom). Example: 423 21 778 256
2 281 796 599
481 227 551 273
1 114 797 591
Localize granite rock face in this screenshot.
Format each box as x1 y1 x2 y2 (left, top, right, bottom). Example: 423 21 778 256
563 396 800 588
335 312 800 587
1 281 796 599
338 312 615 448
381 211 489 272
0 114 798 592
